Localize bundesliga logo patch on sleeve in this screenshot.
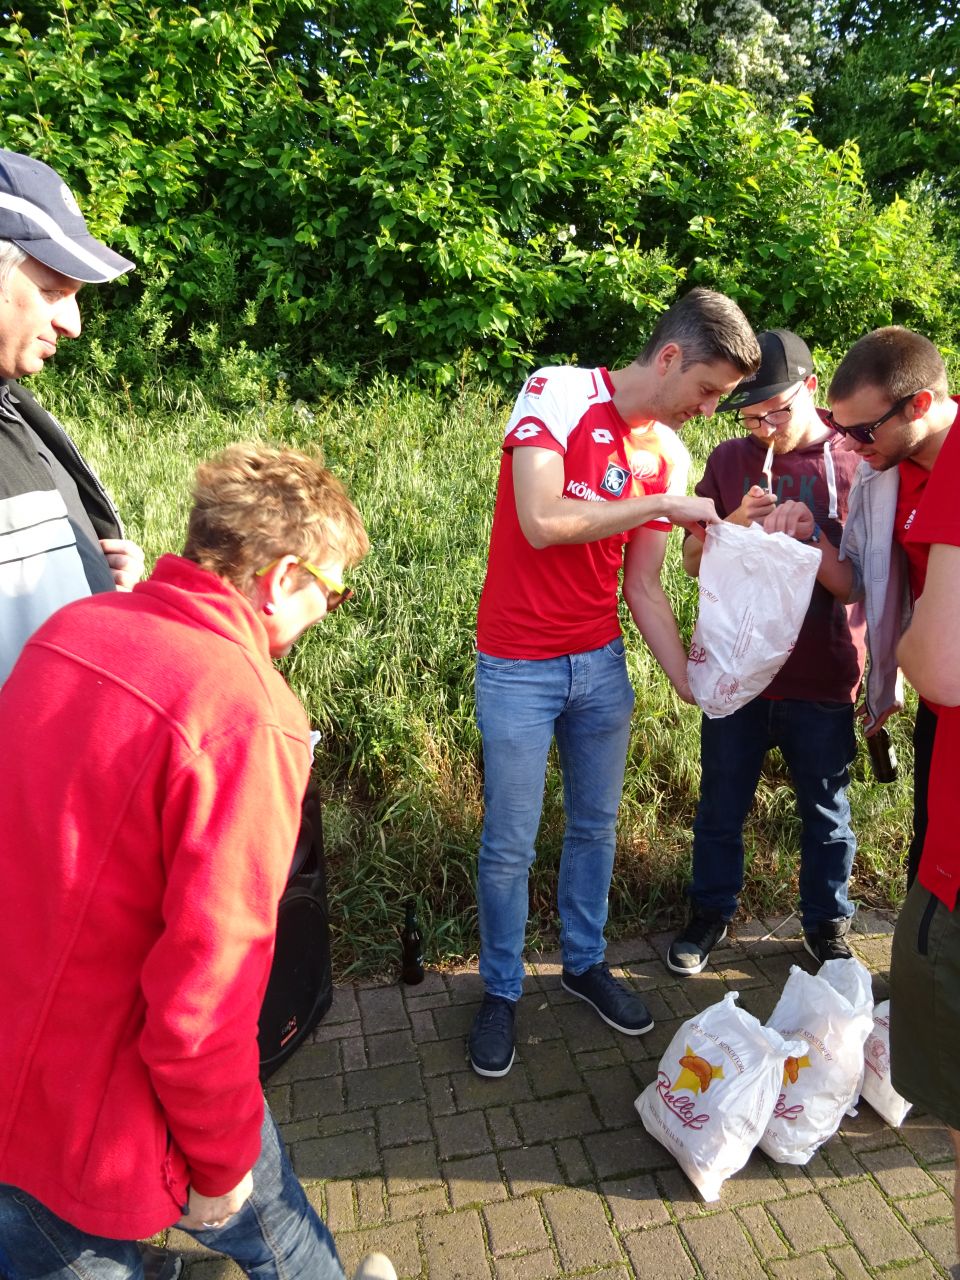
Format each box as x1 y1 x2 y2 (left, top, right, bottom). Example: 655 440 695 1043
525 375 548 396
600 462 630 496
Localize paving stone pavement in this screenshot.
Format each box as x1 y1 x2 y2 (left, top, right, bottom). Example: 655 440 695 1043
166 911 958 1280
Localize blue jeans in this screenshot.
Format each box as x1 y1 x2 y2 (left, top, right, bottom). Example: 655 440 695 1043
0 1107 344 1280
475 641 635 1002
690 697 856 930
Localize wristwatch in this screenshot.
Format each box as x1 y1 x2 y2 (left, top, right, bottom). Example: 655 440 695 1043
803 523 821 545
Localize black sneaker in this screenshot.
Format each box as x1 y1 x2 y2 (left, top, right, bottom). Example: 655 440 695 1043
803 919 854 966
666 914 728 975
469 994 516 1077
560 962 654 1035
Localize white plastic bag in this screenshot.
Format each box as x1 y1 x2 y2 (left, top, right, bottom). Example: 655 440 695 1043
687 521 820 718
760 959 874 1164
635 991 808 1201
860 1000 912 1128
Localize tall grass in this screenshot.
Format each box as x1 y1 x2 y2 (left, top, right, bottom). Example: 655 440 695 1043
36 370 916 977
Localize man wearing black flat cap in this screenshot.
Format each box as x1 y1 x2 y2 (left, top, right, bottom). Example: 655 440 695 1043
667 329 867 975
0 148 144 684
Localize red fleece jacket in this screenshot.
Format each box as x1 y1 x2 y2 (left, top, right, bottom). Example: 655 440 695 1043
0 555 311 1240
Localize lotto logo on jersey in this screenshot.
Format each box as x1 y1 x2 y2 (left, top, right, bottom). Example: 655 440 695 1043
600 462 630 496
525 375 548 396
591 428 614 445
512 423 542 441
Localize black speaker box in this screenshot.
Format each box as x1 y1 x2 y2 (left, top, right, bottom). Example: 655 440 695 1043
258 782 333 1079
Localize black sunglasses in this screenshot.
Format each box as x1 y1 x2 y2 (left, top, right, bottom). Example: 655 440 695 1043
824 392 921 446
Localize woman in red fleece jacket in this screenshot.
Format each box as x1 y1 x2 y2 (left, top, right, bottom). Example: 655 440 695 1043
0 445 376 1279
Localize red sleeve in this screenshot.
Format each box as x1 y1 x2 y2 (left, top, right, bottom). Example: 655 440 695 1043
908 422 960 550
139 724 309 1195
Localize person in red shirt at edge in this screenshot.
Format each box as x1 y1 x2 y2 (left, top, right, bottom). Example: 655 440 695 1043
889 416 960 1270
667 330 867 977
468 287 761 1078
0 445 394 1280
762 329 959 906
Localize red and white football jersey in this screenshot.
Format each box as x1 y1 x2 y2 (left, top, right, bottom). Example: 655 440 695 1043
477 366 689 659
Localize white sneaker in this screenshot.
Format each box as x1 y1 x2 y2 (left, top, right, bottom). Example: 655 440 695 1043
353 1253 398 1280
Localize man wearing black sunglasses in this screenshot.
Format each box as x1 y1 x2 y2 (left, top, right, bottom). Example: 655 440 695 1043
768 327 959 890
667 330 867 976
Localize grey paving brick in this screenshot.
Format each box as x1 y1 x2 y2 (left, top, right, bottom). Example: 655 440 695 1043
656 1165 713 1220
500 1143 563 1196
291 1074 345 1119
279 1116 320 1144
623 1224 698 1280
335 1220 422 1278
518 1000 564 1043
514 1094 602 1144
342 1036 369 1071
715 958 767 989
264 1082 292 1124
422 1207 493 1280
602 1173 672 1232
913 1220 958 1270
405 987 450 1012
424 1075 457 1118
606 936 658 965
736 1203 786 1262
452 1068 534 1111
483 1198 551 1256
681 1211 768 1280
717 1153 787 1206
901 1114 955 1165
822 1179 923 1265
446 971 486 1000
435 1110 493 1160
420 1038 471 1076
768 1192 848 1250
390 1187 450 1220
292 1127 380 1178
860 1143 938 1199
815 1134 862 1181
825 1244 872 1280
323 1179 356 1231
377 1099 434 1148
410 1011 440 1043
356 1175 388 1226
838 1108 903 1154
520 1041 582 1097
555 1137 592 1185
322 984 361 1024
358 985 411 1034
433 1002 478 1041
586 1063 645 1129
368 1028 418 1066
485 1104 523 1151
896 1189 954 1226
346 1061 424 1109
769 1254 836 1280
540 1187 625 1270
583 1124 675 1180
315 1017 363 1044
443 1153 508 1208
492 1250 558 1280
889 1264 942 1280
320 1106 375 1136
382 1141 443 1194
268 1040 340 1083
575 1047 625 1071
403 970 447 998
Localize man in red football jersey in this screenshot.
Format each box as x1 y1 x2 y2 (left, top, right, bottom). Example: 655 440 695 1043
469 287 760 1078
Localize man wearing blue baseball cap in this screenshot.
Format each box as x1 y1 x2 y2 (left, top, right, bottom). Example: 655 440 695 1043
0 148 144 684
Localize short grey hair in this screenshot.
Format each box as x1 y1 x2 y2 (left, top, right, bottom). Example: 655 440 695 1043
0 240 28 292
